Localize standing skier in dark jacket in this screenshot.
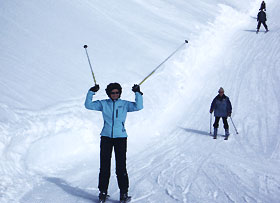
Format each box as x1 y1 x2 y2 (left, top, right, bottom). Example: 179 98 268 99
259 1 266 11
85 83 143 202
210 87 232 139
257 9 268 33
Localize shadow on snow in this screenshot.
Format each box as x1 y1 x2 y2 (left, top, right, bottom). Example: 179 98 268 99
44 177 100 202
250 16 257 20
44 177 121 203
179 127 225 137
243 29 263 33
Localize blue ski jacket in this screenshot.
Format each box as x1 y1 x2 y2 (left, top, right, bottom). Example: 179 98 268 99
84 91 143 138
210 95 232 117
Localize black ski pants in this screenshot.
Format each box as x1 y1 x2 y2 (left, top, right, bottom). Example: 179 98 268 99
257 21 268 30
98 136 129 194
213 117 229 130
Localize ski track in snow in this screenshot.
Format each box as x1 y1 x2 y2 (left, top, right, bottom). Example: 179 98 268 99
1 0 280 202
0 99 102 202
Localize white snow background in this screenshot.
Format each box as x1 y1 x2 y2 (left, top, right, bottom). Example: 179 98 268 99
1 0 280 202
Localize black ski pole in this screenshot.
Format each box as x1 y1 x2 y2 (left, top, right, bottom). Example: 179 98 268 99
83 45 97 85
230 117 239 134
138 40 188 86
210 113 212 135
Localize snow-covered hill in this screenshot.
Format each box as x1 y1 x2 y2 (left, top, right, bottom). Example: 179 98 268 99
1 0 280 202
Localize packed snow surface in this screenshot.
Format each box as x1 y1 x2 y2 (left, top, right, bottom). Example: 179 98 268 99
1 0 280 202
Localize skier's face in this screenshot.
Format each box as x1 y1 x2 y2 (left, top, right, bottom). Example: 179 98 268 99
110 89 120 100
219 90 224 96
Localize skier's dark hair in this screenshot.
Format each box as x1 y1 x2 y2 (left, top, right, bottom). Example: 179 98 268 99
106 83 122 98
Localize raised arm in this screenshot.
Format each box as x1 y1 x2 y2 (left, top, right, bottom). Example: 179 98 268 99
127 92 143 112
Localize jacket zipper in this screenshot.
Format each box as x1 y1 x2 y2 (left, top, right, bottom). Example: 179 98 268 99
122 122 125 132
111 101 115 138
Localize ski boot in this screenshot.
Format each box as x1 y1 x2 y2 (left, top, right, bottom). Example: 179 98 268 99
99 191 108 203
213 128 218 139
224 129 229 140
256 29 259 34
120 192 131 203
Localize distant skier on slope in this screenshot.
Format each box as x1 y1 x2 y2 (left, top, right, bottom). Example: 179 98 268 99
259 1 266 11
209 87 232 139
84 83 143 203
257 9 269 33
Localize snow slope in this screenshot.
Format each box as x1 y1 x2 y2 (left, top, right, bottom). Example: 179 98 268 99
1 0 280 202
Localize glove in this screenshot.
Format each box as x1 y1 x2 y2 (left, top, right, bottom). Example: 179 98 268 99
90 84 100 92
228 112 232 117
209 109 213 114
132 84 143 95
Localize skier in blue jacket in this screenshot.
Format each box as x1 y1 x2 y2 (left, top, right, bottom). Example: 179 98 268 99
85 82 143 202
210 87 232 139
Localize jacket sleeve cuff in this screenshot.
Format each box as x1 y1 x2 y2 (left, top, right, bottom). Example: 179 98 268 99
88 90 95 95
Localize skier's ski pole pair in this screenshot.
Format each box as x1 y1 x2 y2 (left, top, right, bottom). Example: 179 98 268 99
84 40 188 86
83 41 188 203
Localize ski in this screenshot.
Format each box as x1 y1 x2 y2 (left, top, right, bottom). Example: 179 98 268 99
99 194 110 203
211 134 230 140
256 30 269 34
120 196 132 203
99 195 131 203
